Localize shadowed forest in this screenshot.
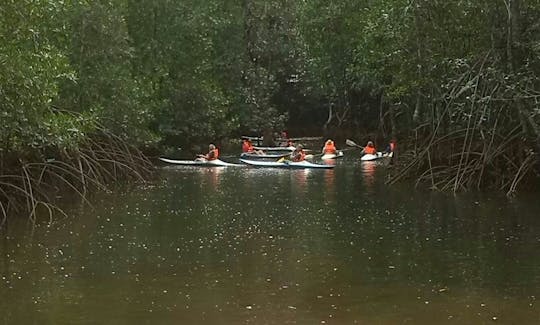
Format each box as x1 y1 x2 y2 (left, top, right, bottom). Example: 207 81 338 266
1 0 539 220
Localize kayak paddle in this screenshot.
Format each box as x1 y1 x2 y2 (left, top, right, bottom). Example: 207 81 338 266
345 139 364 149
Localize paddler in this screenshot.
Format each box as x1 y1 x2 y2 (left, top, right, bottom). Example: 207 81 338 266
322 139 337 155
242 139 252 153
197 144 219 161
242 139 264 155
384 139 397 154
290 144 306 162
361 141 377 155
284 139 294 148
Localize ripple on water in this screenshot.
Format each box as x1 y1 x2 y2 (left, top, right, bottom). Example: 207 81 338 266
1 163 540 324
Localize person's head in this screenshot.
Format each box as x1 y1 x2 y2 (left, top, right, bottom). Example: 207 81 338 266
367 141 374 147
297 144 303 150
325 139 333 145
209 144 216 150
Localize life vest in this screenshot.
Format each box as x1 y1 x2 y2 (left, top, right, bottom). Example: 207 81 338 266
242 141 250 152
208 148 219 160
364 146 376 155
323 141 337 154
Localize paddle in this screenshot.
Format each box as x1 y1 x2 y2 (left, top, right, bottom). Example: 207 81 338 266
346 139 364 149
305 152 334 160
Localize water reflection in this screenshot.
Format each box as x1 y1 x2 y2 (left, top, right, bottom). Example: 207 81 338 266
323 169 336 203
360 161 377 189
202 166 224 188
291 169 309 194
1 164 540 324
321 158 336 166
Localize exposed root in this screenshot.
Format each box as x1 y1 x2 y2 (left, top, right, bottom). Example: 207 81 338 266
0 130 154 226
387 54 539 194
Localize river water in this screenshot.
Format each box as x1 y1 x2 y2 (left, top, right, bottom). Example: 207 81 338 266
1 158 540 324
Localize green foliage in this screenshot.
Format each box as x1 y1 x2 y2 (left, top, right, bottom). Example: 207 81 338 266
55 1 156 144
1 0 539 158
0 0 74 152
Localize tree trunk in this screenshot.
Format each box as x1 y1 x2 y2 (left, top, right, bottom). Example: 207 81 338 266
378 91 386 138
389 103 397 139
412 2 424 127
413 94 421 124
323 102 333 131
242 0 256 63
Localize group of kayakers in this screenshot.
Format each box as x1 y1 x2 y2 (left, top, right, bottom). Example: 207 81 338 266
198 138 396 162
242 138 306 162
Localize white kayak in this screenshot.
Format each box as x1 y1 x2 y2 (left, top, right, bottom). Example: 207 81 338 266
360 151 393 161
240 152 290 159
253 146 296 151
321 151 344 160
240 159 334 169
159 157 243 167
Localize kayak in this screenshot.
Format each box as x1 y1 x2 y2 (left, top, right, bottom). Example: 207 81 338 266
253 146 296 151
159 157 243 167
321 151 344 160
240 159 334 169
240 152 290 159
360 151 393 161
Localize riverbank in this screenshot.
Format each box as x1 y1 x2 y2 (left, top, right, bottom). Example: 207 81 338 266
385 134 539 196
0 131 153 228
2 129 538 228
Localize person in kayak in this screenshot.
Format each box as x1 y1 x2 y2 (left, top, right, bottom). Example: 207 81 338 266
361 141 377 155
384 139 396 154
290 144 306 162
322 139 337 155
197 144 219 161
242 139 264 155
284 138 294 148
242 139 252 153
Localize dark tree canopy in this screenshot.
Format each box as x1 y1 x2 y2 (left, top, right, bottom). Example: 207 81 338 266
1 0 539 193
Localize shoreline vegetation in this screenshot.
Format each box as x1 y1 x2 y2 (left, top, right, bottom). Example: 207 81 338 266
0 111 153 228
1 1 539 223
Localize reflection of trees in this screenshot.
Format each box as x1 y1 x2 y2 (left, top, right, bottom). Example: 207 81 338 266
2 168 540 322
340 190 540 293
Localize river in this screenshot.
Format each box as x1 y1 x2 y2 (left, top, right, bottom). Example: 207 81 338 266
1 158 539 324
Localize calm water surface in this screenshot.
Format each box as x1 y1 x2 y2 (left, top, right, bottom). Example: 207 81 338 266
1 158 540 324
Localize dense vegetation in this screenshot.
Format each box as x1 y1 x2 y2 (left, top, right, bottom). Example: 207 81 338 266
1 0 539 221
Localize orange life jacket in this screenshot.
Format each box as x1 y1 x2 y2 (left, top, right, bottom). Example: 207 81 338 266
323 142 337 154
242 141 250 152
364 146 376 155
